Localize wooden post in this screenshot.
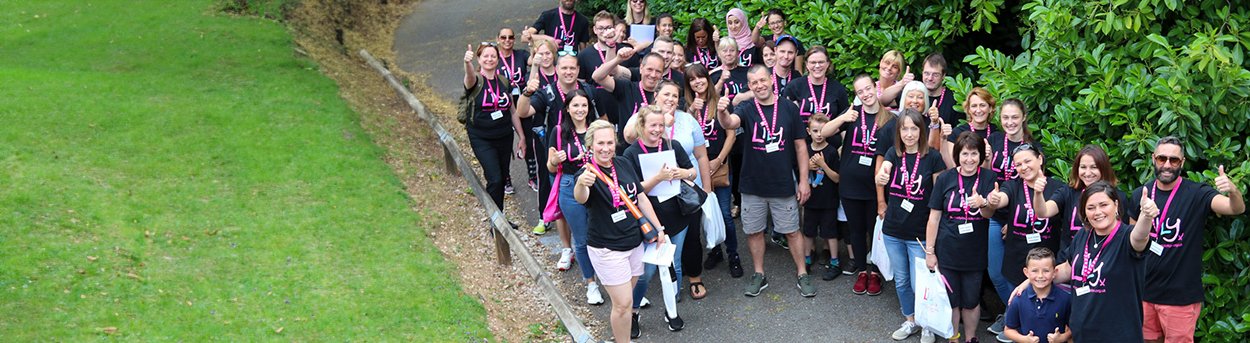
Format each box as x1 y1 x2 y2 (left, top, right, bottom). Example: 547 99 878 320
443 145 458 175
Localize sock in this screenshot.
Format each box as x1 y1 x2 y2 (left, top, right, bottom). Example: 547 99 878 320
829 258 840 267
804 255 811 265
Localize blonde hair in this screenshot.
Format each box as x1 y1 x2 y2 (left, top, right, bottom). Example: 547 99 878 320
584 119 617 149
965 87 996 110
880 50 905 80
632 104 667 143
623 2 650 24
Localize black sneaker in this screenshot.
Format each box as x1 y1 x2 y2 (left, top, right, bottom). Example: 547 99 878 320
631 312 641 339
704 248 724 270
842 259 857 275
728 255 744 278
663 312 684 331
822 263 842 281
771 233 789 250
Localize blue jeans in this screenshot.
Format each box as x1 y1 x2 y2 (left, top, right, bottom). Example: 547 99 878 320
884 234 927 317
987 218 1011 304
714 186 738 256
558 173 594 280
633 227 687 309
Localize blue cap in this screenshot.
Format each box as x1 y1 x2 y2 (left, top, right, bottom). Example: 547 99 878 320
774 34 803 51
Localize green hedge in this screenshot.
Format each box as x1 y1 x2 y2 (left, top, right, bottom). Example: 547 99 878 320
585 0 1250 339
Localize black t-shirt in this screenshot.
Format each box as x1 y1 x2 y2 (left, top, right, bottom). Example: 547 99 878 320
466 76 514 139
929 168 998 271
986 132 1043 182
709 67 749 103
687 46 721 70
1126 178 1220 305
532 8 590 52
945 123 1000 143
577 157 647 251
621 140 695 233
806 142 840 209
881 148 947 241
737 46 764 68
1050 185 1130 254
609 78 655 135
781 76 851 127
547 126 589 174
691 106 728 159
529 81 601 130
732 98 806 198
1058 222 1145 342
928 88 961 127
498 49 530 92
998 177 1064 285
836 108 888 200
577 45 622 81
771 69 797 96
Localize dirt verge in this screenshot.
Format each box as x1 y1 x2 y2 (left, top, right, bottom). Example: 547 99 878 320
283 1 579 341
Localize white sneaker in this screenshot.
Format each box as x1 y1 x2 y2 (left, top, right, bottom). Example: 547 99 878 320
921 329 935 343
556 248 573 271
639 296 651 308
891 321 919 340
586 283 604 305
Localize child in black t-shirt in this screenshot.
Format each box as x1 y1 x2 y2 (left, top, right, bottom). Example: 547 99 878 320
802 114 842 280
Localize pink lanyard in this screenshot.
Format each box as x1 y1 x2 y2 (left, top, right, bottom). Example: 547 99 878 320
974 124 992 138
754 100 779 137
934 88 945 107
773 70 791 95
480 75 498 107
858 111 878 152
1149 178 1181 236
958 171 980 219
500 52 517 78
903 153 921 194
1022 181 1037 223
540 70 555 86
1078 224 1120 282
807 77 827 113
637 139 667 154
558 11 576 41
638 82 651 106
554 82 568 127
590 158 624 208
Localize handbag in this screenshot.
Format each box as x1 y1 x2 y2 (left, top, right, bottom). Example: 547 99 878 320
711 161 730 187
541 126 565 223
869 217 893 281
914 257 956 338
677 180 707 215
701 192 725 249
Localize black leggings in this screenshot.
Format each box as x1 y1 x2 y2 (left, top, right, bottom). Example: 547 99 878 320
842 197 877 273
521 117 540 182
468 133 513 210
682 218 704 278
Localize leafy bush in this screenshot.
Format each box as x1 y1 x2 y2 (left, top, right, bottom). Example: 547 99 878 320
582 0 1250 339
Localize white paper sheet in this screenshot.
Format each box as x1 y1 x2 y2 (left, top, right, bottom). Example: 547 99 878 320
640 242 676 267
637 150 679 201
629 25 655 44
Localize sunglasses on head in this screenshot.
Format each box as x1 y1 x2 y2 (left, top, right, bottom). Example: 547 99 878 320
480 41 497 46
1011 142 1040 156
557 50 578 57
1154 155 1183 165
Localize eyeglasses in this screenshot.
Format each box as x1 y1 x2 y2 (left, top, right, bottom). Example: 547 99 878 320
499 35 515 40
1154 155 1183 166
557 50 578 57
1011 142 1041 156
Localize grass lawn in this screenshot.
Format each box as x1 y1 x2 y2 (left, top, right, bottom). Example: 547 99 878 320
0 1 491 340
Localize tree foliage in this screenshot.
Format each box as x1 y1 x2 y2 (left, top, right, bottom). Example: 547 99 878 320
582 0 1250 339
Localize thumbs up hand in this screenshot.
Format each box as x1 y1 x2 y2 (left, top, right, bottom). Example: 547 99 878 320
1140 191 1160 219
901 65 915 83
927 104 940 123
464 44 476 64
875 161 893 186
1024 330 1040 343
1046 328 1062 343
1215 165 1235 194
1033 171 1048 193
987 182 1005 208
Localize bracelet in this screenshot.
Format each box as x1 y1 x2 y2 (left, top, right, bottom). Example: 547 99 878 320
929 123 941 129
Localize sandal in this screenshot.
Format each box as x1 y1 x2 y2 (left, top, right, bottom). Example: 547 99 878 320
689 282 707 300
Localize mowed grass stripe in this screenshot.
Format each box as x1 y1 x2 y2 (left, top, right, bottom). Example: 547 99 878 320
0 1 490 340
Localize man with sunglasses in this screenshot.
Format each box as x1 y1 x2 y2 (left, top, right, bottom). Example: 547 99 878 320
523 0 589 53
1126 136 1244 343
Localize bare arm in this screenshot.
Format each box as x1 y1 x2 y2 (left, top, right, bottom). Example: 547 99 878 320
1212 166 1246 215
463 44 477 90
819 107 859 138
715 97 741 130
695 145 712 193
592 47 634 92
795 139 811 205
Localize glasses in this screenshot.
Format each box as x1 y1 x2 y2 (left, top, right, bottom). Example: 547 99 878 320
557 50 578 57
630 0 646 3
922 71 943 78
498 35 515 40
479 41 497 46
1011 142 1040 156
1154 155 1183 166
594 26 614 31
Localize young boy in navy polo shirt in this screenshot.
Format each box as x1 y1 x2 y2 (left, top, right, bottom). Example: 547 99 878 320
1004 247 1072 343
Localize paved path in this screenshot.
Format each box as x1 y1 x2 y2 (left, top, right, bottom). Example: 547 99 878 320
393 2 997 341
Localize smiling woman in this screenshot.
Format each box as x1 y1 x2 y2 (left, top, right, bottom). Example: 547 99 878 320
0 0 489 340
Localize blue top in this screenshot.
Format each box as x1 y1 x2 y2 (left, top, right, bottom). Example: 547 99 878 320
1004 285 1072 343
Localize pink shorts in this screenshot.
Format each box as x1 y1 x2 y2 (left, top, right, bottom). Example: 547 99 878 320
1142 301 1201 342
587 244 644 286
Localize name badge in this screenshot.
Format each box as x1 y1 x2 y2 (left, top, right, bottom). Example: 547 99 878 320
490 110 504 120
1026 233 1042 244
1075 286 1091 296
612 210 628 223
765 142 780 153
958 223 974 234
1150 241 1164 256
901 200 914 213
858 155 873 166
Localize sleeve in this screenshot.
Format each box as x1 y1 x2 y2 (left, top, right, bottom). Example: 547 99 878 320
672 141 694 169
1049 184 1070 209
530 90 550 120
575 17 591 45
883 147 899 166
1126 187 1143 219
946 125 962 143
689 115 708 147
781 78 802 104
628 67 642 82
787 101 807 140
1003 298 1022 330
928 173 947 210
835 84 851 116
611 78 631 101
875 120 895 156
1057 231 1075 264
1197 182 1221 213
532 11 549 33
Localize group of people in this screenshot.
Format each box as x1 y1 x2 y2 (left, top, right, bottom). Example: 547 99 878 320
455 1 1246 342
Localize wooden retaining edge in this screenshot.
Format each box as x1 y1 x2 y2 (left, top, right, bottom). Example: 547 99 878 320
358 49 595 343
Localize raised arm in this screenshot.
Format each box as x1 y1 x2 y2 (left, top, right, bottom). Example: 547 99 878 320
1132 192 1159 252
592 47 636 92
1211 165 1246 215
715 95 741 130
1032 176 1061 218
819 107 858 138
463 44 477 90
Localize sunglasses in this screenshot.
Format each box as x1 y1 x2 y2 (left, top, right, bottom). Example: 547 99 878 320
557 50 578 57
1011 142 1041 156
1154 155 1183 166
480 41 497 46
499 35 515 40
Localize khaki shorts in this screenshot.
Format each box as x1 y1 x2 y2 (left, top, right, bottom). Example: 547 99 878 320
740 194 800 235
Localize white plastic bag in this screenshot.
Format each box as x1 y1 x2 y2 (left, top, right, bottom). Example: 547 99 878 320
869 217 893 281
701 192 725 249
913 257 955 338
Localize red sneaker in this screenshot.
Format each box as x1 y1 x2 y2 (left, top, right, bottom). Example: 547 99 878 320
852 271 868 295
867 272 883 296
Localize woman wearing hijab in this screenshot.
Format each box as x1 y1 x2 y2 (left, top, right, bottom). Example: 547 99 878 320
724 8 763 68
